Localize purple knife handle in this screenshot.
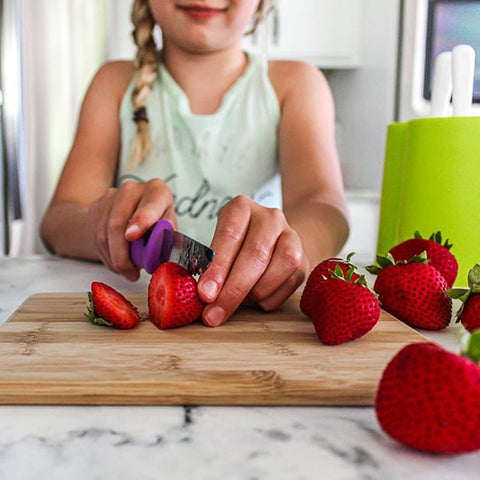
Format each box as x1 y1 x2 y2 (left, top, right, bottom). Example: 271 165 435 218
130 219 174 274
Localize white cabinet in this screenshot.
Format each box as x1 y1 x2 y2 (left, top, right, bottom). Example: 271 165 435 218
246 0 363 68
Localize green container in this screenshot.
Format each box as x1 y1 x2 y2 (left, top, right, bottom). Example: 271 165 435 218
376 122 407 257
376 117 480 286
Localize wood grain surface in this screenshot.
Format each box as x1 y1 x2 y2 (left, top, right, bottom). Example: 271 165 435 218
0 292 427 406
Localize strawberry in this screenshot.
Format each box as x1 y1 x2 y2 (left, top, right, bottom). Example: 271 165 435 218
86 282 140 329
300 252 360 317
388 231 458 287
148 262 205 329
366 253 451 330
375 332 480 454
310 271 380 345
447 264 480 333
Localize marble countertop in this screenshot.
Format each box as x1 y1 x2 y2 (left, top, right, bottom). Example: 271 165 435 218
0 255 478 479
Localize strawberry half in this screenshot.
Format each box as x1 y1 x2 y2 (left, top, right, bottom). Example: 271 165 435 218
310 271 380 345
148 262 205 329
86 282 140 329
447 263 480 333
367 253 451 331
375 332 480 454
300 253 360 317
388 231 458 287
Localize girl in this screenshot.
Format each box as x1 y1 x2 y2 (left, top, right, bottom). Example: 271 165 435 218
40 0 349 327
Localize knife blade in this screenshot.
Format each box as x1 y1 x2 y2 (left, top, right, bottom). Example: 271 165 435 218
130 219 214 275
169 230 215 275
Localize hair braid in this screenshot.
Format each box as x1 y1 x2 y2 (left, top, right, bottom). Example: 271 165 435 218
245 0 275 35
130 0 158 170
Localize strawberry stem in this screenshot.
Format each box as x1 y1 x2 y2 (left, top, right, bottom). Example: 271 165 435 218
468 264 480 291
414 230 453 249
446 264 480 323
345 251 356 263
85 291 113 328
366 251 429 276
329 264 377 295
445 287 469 301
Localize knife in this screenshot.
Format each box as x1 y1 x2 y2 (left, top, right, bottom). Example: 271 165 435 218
130 219 215 275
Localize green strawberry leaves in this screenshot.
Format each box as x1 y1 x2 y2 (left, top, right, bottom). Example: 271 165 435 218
324 253 358 281
85 291 114 327
446 264 480 323
366 251 430 276
345 251 356 263
414 230 453 250
446 264 480 301
329 263 377 295
464 330 480 364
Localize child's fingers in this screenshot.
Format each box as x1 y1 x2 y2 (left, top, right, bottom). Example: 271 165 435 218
88 181 148 278
198 196 305 327
247 230 306 311
124 178 175 240
201 211 278 326
197 196 252 305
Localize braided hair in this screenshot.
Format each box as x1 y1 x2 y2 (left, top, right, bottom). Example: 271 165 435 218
130 0 157 170
246 0 275 35
129 0 275 170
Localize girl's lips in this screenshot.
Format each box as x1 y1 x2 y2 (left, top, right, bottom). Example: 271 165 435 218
178 5 225 20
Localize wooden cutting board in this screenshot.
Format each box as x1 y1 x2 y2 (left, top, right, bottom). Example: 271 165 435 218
0 292 427 406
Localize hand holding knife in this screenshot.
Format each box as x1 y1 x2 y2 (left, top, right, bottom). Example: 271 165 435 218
130 219 215 275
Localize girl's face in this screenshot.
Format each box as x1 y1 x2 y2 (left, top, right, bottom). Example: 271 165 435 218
147 0 261 54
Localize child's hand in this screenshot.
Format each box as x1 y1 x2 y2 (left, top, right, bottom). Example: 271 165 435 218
197 195 308 326
87 179 176 281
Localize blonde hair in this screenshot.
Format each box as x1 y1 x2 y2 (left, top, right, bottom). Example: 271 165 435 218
130 0 157 170
246 0 275 35
129 0 275 170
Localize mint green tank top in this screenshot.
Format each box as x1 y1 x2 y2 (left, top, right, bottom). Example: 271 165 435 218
117 52 281 245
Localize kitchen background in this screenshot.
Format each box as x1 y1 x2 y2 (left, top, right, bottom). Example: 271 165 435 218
1 0 479 263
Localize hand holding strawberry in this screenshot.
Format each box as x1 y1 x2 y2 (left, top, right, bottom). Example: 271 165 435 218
375 331 480 454
367 253 451 330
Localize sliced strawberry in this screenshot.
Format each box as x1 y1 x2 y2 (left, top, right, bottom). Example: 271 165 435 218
148 262 205 329
86 282 140 330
